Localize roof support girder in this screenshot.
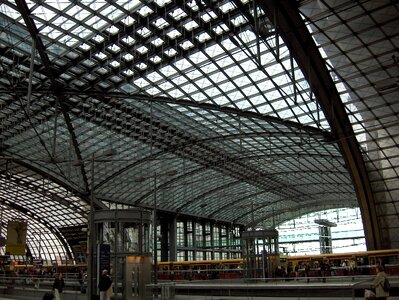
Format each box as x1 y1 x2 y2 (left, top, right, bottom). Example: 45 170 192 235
14 0 57 85
14 0 90 196
0 197 73 260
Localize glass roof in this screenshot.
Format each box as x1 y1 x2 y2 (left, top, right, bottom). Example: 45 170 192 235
0 0 397 258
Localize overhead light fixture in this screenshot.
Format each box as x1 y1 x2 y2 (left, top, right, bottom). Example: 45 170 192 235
102 148 117 157
375 77 398 92
314 219 337 227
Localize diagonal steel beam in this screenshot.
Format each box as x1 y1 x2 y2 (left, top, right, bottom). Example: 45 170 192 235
14 0 57 86
13 0 90 197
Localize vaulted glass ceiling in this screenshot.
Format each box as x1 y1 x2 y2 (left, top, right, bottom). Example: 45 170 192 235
0 0 397 260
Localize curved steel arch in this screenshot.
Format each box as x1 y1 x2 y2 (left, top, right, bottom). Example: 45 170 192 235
0 197 73 260
257 0 379 249
6 88 332 138
258 203 360 229
236 191 358 226
0 0 383 254
133 165 208 206
175 178 243 213
1 158 106 210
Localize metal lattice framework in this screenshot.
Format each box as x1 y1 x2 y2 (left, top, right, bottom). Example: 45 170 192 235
0 0 398 260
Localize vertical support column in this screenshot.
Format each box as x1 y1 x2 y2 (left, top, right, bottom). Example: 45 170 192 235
227 225 231 259
319 226 333 254
210 223 214 260
87 154 96 300
315 219 336 254
219 224 223 259
192 220 197 261
114 221 119 300
153 175 158 287
160 219 169 262
201 221 206 260
169 217 177 262
183 220 188 261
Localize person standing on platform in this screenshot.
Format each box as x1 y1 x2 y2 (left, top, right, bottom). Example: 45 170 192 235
78 270 86 293
372 264 389 300
98 269 113 300
52 273 65 300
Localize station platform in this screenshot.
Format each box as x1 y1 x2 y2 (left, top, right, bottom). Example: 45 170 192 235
0 276 398 300
0 294 383 300
168 275 399 299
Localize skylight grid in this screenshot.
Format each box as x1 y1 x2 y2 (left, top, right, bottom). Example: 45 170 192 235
31 11 92 47
85 14 109 30
32 5 58 22
0 24 29 52
1 3 21 20
152 41 304 116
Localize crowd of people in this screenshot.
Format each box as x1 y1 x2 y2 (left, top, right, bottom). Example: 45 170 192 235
273 259 362 280
0 267 60 288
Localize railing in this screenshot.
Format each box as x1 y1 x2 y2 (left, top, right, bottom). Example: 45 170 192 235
0 274 86 300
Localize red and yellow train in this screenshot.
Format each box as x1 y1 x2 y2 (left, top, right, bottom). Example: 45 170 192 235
3 249 399 280
157 248 399 280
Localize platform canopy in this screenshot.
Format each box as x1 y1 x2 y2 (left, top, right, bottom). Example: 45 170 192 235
0 0 398 260
314 219 337 228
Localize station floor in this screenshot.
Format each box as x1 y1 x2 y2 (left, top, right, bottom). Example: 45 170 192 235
1 295 399 300
1 277 398 300
0 296 384 300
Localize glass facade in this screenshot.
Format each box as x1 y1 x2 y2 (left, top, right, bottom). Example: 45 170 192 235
171 219 242 262
277 208 366 256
